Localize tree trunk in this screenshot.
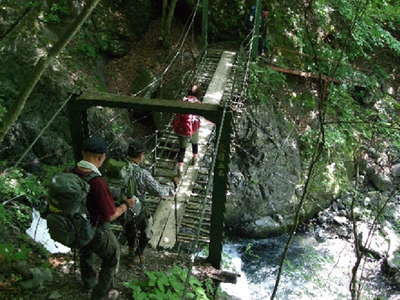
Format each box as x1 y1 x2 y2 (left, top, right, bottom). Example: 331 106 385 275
160 0 169 43
0 0 102 144
166 0 179 36
160 0 179 48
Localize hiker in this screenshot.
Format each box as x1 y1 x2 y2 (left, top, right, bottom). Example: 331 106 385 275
124 141 179 265
74 136 135 300
172 85 202 177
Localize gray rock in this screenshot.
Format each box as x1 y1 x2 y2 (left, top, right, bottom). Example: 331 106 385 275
249 216 283 237
392 164 400 177
333 216 347 225
386 251 400 274
255 216 280 229
369 172 392 191
226 101 301 237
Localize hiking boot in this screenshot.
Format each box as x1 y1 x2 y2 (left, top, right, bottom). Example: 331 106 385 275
91 289 120 300
190 156 198 166
127 254 145 268
107 289 120 300
133 254 145 264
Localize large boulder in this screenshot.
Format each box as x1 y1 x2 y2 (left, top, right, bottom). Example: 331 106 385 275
226 101 301 237
226 100 353 237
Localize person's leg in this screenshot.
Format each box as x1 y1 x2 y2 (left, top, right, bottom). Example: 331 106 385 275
79 244 97 291
135 211 149 257
177 135 190 176
190 130 199 165
177 135 189 163
89 227 120 300
177 148 186 164
122 211 138 256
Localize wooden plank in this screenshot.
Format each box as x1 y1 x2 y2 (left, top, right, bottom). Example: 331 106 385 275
203 51 236 105
148 198 176 249
148 51 236 252
149 118 215 249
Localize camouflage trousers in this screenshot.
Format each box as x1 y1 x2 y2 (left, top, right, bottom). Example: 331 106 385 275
79 224 120 300
122 208 149 256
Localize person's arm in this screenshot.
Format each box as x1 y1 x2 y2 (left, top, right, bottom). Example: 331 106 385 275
108 198 135 222
109 203 128 222
91 178 134 222
142 169 175 198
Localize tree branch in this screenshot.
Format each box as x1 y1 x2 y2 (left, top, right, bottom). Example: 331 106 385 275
0 0 102 144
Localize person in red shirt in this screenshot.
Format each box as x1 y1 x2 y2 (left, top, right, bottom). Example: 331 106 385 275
75 136 135 300
172 85 202 177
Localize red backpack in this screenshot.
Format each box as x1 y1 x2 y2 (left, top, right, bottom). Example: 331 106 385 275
172 96 200 137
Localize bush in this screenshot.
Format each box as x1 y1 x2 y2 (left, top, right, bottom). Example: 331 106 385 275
124 266 212 300
0 167 46 206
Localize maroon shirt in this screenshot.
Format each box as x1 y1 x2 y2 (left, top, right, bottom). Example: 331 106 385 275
74 168 116 224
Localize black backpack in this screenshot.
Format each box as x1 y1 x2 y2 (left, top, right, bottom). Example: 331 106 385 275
46 172 98 248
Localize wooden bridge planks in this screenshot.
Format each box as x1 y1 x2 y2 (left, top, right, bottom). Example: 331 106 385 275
148 50 236 250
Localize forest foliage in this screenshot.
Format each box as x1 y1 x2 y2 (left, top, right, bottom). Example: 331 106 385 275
0 0 399 298
245 0 400 161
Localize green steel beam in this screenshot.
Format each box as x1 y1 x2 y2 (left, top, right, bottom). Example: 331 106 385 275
207 111 232 269
251 0 262 60
75 92 222 123
68 95 89 162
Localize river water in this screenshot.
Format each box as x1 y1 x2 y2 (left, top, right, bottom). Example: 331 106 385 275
26 209 400 299
26 209 70 254
221 233 400 300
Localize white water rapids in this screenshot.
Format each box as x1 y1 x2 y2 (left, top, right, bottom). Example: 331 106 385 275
26 209 70 254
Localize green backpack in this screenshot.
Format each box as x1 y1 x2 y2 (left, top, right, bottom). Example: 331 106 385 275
46 172 98 248
103 158 141 216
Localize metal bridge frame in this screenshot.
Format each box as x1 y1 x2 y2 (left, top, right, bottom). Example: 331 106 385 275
68 91 231 269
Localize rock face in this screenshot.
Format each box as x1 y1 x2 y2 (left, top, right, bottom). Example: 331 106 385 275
225 99 355 237
226 101 302 237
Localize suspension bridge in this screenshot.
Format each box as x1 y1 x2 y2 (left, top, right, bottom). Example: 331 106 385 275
12 0 264 271
68 0 263 269
69 46 248 268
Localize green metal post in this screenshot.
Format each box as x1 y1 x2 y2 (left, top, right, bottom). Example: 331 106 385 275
207 111 232 269
202 0 208 50
251 0 262 60
68 98 88 162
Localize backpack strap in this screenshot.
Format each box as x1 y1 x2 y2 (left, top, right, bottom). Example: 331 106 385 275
78 171 100 227
125 163 139 198
81 171 100 183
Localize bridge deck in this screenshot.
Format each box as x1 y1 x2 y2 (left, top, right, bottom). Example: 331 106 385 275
148 50 236 249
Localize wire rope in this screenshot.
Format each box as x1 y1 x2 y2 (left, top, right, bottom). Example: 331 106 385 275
12 94 74 168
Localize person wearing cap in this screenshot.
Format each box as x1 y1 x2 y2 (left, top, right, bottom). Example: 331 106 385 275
74 136 135 300
124 141 179 265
